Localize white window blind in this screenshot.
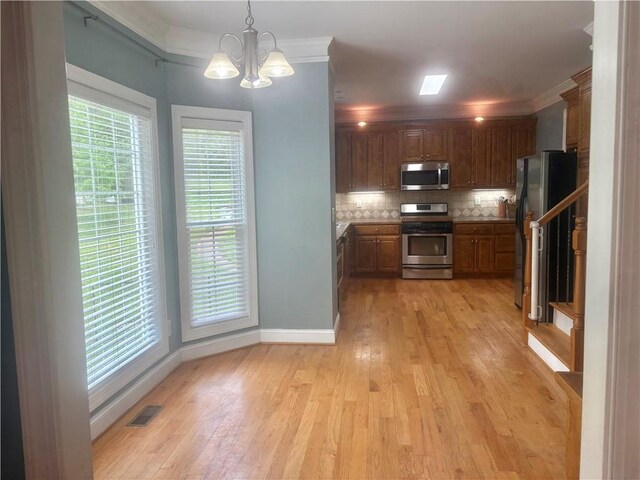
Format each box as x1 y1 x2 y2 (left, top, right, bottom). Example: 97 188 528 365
69 93 164 390
180 123 250 326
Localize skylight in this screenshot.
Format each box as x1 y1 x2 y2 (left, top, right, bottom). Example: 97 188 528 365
419 74 448 95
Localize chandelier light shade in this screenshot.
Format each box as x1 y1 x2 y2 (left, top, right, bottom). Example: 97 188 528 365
204 52 240 79
205 0 294 89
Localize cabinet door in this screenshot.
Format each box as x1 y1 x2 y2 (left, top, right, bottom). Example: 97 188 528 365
450 126 473 188
354 236 378 272
472 127 492 187
382 130 400 190
351 133 368 191
377 235 401 272
490 125 513 187
475 235 495 273
453 235 475 273
511 123 536 185
424 128 449 160
336 132 352 193
579 85 591 156
367 132 384 190
401 129 424 161
562 87 580 151
494 252 515 273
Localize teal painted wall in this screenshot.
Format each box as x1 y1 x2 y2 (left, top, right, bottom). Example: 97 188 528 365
62 1 336 412
535 101 565 152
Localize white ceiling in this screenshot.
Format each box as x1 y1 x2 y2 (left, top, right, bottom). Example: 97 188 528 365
93 1 594 122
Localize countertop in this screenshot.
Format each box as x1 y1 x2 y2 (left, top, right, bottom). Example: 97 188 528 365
336 216 514 240
453 217 515 223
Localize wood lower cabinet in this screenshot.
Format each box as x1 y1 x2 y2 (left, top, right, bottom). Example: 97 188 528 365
352 224 401 274
453 222 515 276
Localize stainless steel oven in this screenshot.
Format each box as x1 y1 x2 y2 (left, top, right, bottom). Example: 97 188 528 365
401 161 450 190
401 203 453 279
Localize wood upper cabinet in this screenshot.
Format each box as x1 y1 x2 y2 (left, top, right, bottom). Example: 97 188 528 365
367 133 384 190
401 127 449 161
450 126 473 188
335 128 400 192
336 132 352 193
472 127 492 188
511 122 537 185
377 235 401 272
424 128 449 160
351 133 369 191
401 129 424 161
382 130 400 190
490 125 513 187
561 86 580 152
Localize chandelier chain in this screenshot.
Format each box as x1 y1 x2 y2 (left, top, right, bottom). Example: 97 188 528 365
245 0 255 27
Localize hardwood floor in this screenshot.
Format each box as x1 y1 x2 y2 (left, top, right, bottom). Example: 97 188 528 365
92 278 568 479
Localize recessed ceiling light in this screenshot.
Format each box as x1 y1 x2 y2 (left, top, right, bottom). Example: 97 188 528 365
475 116 485 122
357 121 367 127
419 74 448 95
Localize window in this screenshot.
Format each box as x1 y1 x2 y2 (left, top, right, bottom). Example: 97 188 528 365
67 65 168 410
172 106 258 341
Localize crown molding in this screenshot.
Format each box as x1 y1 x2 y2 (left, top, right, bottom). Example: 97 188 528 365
88 0 169 50
88 1 333 64
335 101 534 125
530 78 577 113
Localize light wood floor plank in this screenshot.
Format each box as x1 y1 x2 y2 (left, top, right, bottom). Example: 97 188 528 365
92 278 567 479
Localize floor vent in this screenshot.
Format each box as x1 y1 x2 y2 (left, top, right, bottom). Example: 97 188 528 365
127 405 163 427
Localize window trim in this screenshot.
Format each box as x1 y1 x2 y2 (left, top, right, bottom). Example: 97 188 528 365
171 105 259 342
66 64 170 412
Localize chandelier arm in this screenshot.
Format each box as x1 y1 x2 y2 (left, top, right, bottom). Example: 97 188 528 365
219 33 245 64
257 31 278 62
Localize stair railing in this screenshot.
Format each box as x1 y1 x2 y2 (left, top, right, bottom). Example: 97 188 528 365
522 180 589 371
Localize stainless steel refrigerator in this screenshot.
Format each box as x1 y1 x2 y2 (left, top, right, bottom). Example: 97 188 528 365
514 151 577 322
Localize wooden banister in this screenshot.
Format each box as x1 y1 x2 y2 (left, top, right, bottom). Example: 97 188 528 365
570 217 587 372
538 181 589 226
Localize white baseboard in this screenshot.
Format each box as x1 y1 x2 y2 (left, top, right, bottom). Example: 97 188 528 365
334 313 341 340
89 350 182 440
181 329 262 362
260 328 336 344
89 326 340 439
527 332 570 373
552 309 573 336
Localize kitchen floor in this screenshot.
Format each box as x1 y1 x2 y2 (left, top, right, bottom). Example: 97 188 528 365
92 278 567 479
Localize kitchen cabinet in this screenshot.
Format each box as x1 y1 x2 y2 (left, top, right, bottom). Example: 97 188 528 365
450 126 473 188
453 222 515 276
336 132 352 193
351 133 369 191
562 67 591 217
401 127 449 161
490 125 513 187
494 223 516 273
336 117 534 192
353 224 401 274
335 129 400 192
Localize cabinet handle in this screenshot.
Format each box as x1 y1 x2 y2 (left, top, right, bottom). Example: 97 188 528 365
420 154 425 159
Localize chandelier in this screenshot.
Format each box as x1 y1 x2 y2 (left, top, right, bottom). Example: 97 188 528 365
204 0 294 89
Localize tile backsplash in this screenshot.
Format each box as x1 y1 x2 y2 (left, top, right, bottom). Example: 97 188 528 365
335 189 515 220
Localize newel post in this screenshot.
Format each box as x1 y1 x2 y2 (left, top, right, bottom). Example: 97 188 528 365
522 211 535 345
571 217 587 372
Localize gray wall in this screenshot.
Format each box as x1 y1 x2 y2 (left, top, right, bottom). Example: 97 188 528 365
535 101 565 152
62 2 335 411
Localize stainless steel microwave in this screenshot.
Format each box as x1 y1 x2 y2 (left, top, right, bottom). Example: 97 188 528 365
400 162 450 190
